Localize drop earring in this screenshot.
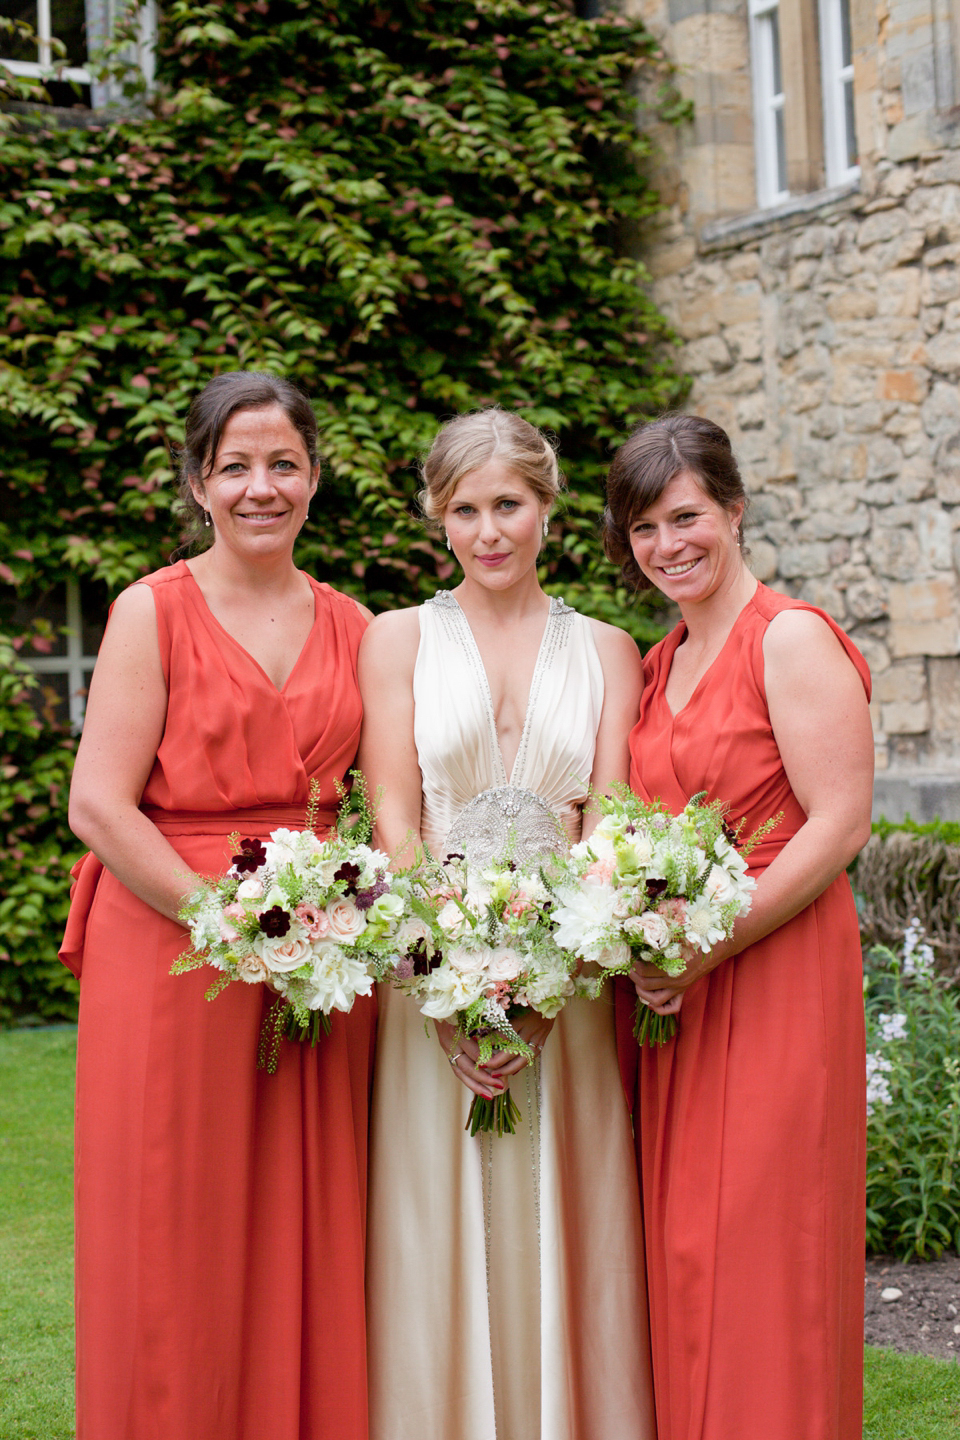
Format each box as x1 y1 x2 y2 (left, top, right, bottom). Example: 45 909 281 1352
542 516 550 539
204 508 211 528
445 534 452 551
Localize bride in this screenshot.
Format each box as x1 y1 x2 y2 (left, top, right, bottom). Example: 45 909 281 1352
358 408 656 1440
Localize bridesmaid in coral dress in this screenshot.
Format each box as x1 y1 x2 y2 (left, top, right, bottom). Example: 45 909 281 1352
603 414 874 1440
61 372 374 1440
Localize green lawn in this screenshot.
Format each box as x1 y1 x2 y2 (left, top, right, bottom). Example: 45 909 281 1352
1 1027 958 1439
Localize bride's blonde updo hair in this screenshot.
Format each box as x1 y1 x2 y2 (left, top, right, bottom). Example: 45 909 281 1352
419 407 564 528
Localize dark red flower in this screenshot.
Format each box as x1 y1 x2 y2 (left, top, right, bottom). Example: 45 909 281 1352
232 838 267 874
411 939 440 976
645 877 668 899
259 905 291 938
334 861 362 895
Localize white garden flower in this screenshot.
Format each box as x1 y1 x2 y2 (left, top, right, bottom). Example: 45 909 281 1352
552 882 619 958
368 891 404 929
420 967 486 1020
866 1052 894 1113
301 947 375 1013
878 1012 908 1043
682 893 727 951
235 878 263 901
636 910 671 951
487 946 524 981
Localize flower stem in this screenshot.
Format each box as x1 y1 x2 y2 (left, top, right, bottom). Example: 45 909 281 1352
633 999 678 1047
466 1087 522 1136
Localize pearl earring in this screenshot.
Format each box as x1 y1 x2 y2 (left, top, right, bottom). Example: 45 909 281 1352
204 508 211 528
446 534 452 551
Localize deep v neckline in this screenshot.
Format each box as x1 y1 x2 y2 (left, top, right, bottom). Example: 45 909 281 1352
445 592 556 786
662 593 756 720
182 563 318 696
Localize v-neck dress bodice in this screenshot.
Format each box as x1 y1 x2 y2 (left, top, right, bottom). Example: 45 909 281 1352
413 591 603 859
367 593 655 1440
63 561 374 1440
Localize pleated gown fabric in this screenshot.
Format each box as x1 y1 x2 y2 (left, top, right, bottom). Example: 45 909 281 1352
61 561 376 1440
618 583 870 1440
366 591 656 1440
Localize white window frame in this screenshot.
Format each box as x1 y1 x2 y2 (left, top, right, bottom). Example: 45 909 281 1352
819 0 859 187
0 1 156 102
749 0 789 209
26 578 101 731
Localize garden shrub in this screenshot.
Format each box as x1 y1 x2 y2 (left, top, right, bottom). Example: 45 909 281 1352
864 923 960 1258
853 827 960 985
0 632 80 1024
0 1 689 1019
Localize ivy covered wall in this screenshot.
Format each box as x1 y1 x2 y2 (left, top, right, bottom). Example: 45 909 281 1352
0 0 688 1021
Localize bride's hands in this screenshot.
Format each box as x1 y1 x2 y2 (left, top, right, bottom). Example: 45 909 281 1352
434 1014 555 1099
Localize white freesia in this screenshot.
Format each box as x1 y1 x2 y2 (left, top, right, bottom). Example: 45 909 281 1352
261 884 288 912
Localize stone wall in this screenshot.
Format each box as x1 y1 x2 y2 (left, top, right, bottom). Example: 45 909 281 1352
626 0 960 811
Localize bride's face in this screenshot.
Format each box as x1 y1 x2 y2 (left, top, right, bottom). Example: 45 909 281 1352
444 461 547 590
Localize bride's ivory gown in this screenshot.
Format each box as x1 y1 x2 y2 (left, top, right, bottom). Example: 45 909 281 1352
367 591 655 1440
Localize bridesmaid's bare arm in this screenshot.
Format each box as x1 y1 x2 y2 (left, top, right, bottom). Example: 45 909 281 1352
68 585 201 923
633 610 873 1007
581 620 644 841
356 608 423 865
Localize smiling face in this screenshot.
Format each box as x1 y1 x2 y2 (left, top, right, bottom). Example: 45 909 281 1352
443 459 547 590
628 468 744 605
190 404 319 559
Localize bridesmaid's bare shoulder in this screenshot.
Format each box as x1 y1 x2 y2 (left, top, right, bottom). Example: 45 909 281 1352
587 616 644 678
357 605 421 678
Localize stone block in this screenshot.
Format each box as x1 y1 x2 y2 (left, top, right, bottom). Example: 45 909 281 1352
737 392 767 430
925 329 960 375
877 267 921 318
866 437 906 480
846 577 889 620
873 659 927 704
888 578 960 657
827 290 878 321
855 634 892 674
922 380 960 437
929 658 960 738
877 369 928 403
797 507 872 540
726 322 763 362
871 527 922 581
728 251 761 280
682 334 733 373
858 209 908 248
934 432 960 501
746 537 778 582
648 237 698 279
882 699 932 733
887 114 936 164
714 290 762 326
776 541 832 578
809 406 841 438
920 266 960 306
792 226 832 260
789 259 819 291
922 242 960 268
872 231 927 270
916 502 954 569
674 298 722 340
799 578 847 619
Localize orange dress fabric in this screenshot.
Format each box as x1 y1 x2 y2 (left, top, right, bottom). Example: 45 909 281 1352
618 583 870 1440
60 561 375 1440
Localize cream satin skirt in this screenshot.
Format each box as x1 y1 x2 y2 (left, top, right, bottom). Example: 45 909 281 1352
366 985 656 1440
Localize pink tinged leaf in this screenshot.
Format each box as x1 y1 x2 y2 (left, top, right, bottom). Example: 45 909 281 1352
130 375 150 389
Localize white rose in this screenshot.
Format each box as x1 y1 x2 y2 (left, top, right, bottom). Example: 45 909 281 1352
437 899 470 938
445 944 487 976
419 967 485 1020
487 946 524 981
326 896 367 942
235 878 263 901
594 939 632 970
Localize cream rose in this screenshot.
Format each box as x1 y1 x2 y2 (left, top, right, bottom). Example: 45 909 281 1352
234 952 271 984
487 946 523 981
325 896 367 942
235 878 263 901
258 934 312 974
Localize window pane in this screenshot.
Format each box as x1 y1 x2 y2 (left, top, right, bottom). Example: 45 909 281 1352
770 8 783 98
0 1 39 63
839 0 852 69
775 107 787 195
843 77 857 168
52 0 87 64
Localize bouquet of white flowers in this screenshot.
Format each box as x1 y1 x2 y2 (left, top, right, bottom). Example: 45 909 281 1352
550 787 777 1045
389 851 579 1135
173 779 409 1071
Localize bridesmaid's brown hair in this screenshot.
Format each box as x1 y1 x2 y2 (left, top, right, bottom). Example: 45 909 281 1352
174 372 319 553
603 413 747 592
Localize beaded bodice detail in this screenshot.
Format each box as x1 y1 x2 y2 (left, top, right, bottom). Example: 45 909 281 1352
413 590 604 865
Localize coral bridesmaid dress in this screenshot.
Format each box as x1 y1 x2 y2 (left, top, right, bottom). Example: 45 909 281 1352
619 583 870 1440
60 561 375 1440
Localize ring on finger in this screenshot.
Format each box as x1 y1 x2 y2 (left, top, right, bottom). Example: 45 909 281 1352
448 1051 463 1067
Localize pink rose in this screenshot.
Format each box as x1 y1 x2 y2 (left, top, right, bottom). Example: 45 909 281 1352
260 934 312 974
219 902 245 945
295 902 330 939
234 952 270 984
325 896 366 942
657 897 687 925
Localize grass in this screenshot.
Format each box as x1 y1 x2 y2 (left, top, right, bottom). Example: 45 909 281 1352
0 1027 76 1440
0 1027 958 1438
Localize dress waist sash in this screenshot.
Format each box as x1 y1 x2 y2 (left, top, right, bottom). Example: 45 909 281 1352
140 804 338 836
